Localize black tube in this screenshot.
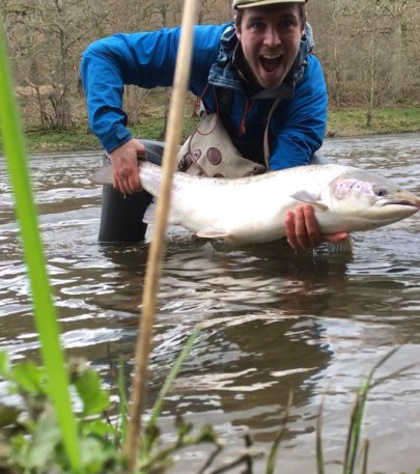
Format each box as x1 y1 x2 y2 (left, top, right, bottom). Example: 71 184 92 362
98 140 164 243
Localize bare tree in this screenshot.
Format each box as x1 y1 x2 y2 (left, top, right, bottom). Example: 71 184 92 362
329 0 346 107
382 0 414 103
3 0 109 129
3 0 420 129
32 0 109 128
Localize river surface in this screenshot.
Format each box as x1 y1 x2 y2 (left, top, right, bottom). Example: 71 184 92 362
1 134 420 473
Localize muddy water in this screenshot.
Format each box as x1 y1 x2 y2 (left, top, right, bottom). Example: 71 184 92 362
1 134 420 473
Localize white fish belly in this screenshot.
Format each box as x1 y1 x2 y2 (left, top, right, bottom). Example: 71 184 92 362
176 182 292 243
139 163 353 243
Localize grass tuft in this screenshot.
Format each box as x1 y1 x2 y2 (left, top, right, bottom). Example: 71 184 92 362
0 21 81 472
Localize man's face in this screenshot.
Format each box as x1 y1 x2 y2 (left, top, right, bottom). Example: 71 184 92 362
235 4 304 89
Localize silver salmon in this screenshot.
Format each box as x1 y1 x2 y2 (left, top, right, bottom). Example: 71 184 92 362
92 162 420 245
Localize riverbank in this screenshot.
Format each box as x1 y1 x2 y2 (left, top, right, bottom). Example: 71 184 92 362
327 106 420 138
1 106 419 154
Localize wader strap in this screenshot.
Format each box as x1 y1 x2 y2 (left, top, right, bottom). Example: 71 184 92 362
214 86 280 168
263 96 282 169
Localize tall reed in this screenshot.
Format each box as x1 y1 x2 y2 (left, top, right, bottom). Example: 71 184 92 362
124 0 200 470
0 21 81 472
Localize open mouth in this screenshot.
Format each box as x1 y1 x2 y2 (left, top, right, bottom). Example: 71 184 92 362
382 200 420 209
378 191 420 209
260 55 282 73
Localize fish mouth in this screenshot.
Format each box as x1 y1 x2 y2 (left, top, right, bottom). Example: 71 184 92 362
380 193 420 210
385 202 419 208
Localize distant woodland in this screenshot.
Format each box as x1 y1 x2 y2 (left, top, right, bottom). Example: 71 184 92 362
2 0 419 130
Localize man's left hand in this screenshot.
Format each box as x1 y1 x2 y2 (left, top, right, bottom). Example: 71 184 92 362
285 204 348 252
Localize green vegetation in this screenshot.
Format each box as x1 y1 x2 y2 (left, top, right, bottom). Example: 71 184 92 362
0 333 230 474
0 107 418 155
0 345 413 473
319 348 416 474
0 20 81 472
327 106 420 137
0 116 199 154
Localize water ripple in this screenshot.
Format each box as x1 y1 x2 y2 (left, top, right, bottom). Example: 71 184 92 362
1 138 420 473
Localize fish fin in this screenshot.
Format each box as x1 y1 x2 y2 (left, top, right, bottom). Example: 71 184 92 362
291 191 329 211
143 202 156 224
196 229 230 240
90 165 113 185
143 200 181 226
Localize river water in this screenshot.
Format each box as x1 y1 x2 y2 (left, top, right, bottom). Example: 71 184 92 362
1 134 420 473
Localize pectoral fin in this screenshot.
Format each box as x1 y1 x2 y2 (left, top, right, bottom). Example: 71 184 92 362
143 200 181 226
290 191 329 211
143 202 156 224
196 229 230 240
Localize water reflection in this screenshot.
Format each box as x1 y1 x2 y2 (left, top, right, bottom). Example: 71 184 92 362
1 135 420 472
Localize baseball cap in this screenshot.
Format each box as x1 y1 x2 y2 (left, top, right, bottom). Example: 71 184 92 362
233 0 306 9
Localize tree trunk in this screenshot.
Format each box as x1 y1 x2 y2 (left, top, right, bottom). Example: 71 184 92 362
366 33 376 128
390 7 403 103
331 0 343 107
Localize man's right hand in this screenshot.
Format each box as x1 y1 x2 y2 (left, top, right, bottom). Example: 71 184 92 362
285 205 349 252
110 139 146 194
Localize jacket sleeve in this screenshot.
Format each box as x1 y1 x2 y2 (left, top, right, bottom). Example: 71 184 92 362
81 29 179 152
268 55 328 170
80 26 221 153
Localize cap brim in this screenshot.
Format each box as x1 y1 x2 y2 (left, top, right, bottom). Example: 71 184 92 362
235 0 305 9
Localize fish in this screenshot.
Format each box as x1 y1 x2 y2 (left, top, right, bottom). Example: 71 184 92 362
92 162 420 245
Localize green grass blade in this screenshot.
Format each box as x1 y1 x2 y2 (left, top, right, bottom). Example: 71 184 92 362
365 347 399 388
316 399 325 474
348 348 400 473
118 360 129 446
148 325 201 428
266 391 293 474
360 439 369 474
0 23 80 471
347 395 364 474
343 396 358 474
344 348 400 474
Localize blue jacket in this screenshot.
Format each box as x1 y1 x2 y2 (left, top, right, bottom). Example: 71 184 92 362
81 23 327 170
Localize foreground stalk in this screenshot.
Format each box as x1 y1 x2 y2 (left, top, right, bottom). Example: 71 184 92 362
0 22 81 472
124 0 200 470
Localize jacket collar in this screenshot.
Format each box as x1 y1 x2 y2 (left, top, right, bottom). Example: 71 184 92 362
208 22 314 100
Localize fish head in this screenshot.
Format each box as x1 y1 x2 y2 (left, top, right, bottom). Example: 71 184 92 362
328 170 420 229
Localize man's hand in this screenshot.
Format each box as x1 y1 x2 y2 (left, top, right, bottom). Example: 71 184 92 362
285 204 349 252
110 139 146 194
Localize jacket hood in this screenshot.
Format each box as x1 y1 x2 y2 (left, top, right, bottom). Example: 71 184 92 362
208 22 314 100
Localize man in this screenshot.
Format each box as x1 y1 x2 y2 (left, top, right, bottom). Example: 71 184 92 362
81 0 348 250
